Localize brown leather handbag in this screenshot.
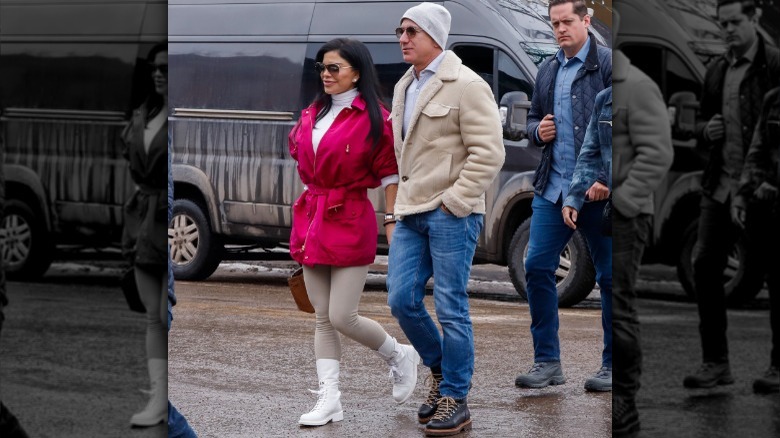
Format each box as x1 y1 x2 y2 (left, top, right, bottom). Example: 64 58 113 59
288 267 315 313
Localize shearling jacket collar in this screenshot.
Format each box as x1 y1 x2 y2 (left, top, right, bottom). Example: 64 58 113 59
398 50 462 85
612 49 630 83
394 51 462 146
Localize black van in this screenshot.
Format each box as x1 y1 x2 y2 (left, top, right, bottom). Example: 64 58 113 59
0 0 167 278
168 0 612 307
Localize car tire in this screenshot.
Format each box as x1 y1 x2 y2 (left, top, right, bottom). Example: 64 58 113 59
677 220 763 307
507 217 597 308
1 198 54 279
169 199 223 281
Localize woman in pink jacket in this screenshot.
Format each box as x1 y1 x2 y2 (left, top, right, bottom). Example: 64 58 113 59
289 38 419 427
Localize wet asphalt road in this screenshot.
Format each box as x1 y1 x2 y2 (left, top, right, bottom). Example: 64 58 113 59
169 261 611 437
2 258 777 437
0 263 166 438
633 279 780 438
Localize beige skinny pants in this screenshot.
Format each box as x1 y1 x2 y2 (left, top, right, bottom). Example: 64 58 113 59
303 264 388 360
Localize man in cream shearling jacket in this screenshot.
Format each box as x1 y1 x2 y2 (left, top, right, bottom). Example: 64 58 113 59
385 3 504 436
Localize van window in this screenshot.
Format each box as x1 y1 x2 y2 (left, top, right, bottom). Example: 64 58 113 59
453 45 494 91
1 42 136 112
453 45 533 102
498 50 534 100
170 42 307 113
621 44 698 102
665 50 699 102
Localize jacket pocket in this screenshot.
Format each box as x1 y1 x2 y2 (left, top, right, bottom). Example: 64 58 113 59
418 102 451 142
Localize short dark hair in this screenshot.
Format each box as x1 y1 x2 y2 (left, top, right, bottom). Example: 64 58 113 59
548 0 588 19
717 0 756 17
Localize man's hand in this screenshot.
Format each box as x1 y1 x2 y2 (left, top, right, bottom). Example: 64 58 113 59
731 199 746 229
385 222 396 245
562 206 578 230
704 114 724 142
538 114 556 143
754 182 778 201
585 181 610 201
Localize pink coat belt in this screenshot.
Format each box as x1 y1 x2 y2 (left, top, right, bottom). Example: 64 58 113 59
305 185 368 213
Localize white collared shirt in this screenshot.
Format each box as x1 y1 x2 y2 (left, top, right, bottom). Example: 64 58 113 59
402 50 447 139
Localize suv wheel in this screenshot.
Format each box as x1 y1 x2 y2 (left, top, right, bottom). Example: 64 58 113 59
677 220 763 307
507 217 596 308
1 198 54 279
169 199 223 280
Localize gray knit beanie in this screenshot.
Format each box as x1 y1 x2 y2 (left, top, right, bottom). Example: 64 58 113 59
401 2 451 49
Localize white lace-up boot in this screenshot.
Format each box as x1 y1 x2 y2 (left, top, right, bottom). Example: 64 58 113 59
376 336 420 403
299 359 343 426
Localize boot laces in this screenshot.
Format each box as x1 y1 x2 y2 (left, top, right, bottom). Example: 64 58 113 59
308 382 330 411
388 365 404 383
528 363 545 374
594 366 611 379
387 350 406 383
431 396 457 421
422 374 442 406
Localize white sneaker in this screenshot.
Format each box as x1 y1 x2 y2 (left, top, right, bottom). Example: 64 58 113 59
387 344 420 403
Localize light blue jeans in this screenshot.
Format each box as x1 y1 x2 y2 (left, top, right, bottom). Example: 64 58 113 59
387 208 483 400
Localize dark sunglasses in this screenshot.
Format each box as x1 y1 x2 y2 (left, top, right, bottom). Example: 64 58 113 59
314 62 354 75
150 63 168 75
395 26 423 39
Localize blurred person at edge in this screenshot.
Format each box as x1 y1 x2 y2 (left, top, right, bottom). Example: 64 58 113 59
0 122 30 438
120 42 169 427
732 86 780 394
685 0 780 390
167 135 197 436
564 7 675 431
514 0 613 395
386 3 505 436
288 37 418 428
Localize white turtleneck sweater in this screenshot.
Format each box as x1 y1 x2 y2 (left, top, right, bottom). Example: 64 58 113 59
311 88 398 188
312 87 358 152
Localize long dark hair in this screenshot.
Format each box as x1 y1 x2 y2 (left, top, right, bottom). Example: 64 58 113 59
313 38 386 148
145 42 167 122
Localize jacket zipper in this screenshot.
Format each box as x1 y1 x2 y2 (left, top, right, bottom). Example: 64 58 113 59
301 107 317 257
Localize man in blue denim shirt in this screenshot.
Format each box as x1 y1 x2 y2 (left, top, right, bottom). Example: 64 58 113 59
167 135 197 438
514 0 612 392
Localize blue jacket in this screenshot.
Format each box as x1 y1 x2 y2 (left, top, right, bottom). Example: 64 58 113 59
564 87 612 211
527 33 612 196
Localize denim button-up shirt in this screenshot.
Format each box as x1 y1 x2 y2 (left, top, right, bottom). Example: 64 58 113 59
541 38 591 203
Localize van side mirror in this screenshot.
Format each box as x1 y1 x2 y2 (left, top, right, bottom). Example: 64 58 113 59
500 92 531 141
668 91 699 140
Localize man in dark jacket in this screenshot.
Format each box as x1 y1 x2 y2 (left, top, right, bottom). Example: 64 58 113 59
732 86 780 393
515 0 612 391
0 122 30 438
685 0 780 389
